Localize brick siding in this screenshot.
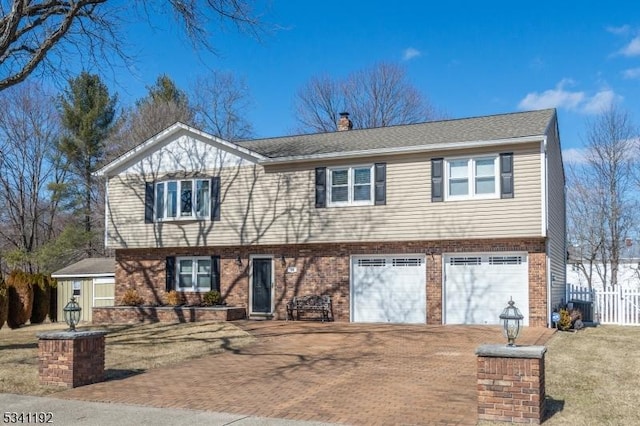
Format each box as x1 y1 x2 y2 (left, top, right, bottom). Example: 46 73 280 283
113 238 548 326
477 353 546 423
38 333 106 388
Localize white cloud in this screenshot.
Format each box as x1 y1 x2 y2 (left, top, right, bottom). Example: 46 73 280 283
618 36 640 56
606 25 631 35
623 67 640 79
518 80 621 115
518 79 584 110
582 90 620 114
402 47 421 61
562 148 588 165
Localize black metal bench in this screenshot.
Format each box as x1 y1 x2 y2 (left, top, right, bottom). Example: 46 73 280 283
287 295 333 322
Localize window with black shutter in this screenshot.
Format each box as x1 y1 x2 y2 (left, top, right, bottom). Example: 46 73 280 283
211 177 221 221
166 257 176 292
431 158 443 202
500 153 514 199
374 163 386 205
144 182 154 223
315 167 326 208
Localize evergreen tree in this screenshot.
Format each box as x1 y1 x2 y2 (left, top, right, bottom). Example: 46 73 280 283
58 72 117 256
138 74 191 109
111 74 195 157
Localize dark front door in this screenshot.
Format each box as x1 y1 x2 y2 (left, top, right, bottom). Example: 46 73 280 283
252 258 272 313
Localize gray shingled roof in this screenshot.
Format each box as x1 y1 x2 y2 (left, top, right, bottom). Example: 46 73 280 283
237 109 556 158
51 258 115 277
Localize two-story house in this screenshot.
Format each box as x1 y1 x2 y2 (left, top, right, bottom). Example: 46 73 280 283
96 108 565 327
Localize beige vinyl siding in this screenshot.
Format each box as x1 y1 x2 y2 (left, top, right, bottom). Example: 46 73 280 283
545 117 567 311
106 143 544 249
56 278 93 323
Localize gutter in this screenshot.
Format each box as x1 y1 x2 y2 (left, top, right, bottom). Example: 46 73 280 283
257 135 545 166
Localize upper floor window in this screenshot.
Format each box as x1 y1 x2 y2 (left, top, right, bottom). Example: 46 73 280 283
155 179 210 220
445 156 498 200
328 165 374 206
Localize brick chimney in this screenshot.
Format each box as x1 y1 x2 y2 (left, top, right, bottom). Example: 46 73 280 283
337 112 353 131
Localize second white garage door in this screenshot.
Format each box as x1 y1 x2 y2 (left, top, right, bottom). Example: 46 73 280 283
351 255 426 324
444 253 529 325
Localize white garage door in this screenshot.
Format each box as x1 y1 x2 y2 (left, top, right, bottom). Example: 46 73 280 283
351 255 426 324
444 253 529 325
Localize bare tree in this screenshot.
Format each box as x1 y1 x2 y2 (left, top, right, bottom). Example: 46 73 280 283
567 168 605 290
192 71 254 141
0 82 62 272
293 62 439 133
293 75 343 133
567 105 639 289
0 1 264 91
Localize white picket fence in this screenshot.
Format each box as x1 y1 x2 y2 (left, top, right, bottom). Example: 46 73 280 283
567 284 640 326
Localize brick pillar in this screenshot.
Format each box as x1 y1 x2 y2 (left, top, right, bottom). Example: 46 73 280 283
38 330 107 388
476 345 546 424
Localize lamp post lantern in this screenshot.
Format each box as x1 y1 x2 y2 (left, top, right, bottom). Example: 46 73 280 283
63 297 82 331
499 298 524 347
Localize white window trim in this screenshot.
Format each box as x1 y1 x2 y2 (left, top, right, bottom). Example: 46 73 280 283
155 178 210 221
444 155 499 201
327 164 374 207
175 256 213 292
72 280 82 297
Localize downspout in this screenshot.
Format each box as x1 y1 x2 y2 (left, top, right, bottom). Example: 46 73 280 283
542 135 552 327
104 177 109 250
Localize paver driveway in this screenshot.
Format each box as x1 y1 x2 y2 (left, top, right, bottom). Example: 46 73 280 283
56 321 554 425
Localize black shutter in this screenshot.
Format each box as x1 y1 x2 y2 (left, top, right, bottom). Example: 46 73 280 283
212 256 221 292
211 177 221 221
144 182 154 223
315 167 326 208
500 153 514 199
431 158 444 202
374 163 386 205
166 257 176 292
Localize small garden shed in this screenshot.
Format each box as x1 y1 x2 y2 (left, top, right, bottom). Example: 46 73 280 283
51 258 115 323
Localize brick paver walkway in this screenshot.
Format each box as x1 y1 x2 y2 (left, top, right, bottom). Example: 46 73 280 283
56 321 555 425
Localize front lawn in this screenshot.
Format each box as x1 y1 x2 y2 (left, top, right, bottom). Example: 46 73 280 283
542 325 640 425
0 321 255 396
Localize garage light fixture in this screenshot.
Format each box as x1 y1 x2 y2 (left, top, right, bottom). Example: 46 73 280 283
63 297 82 331
499 298 523 347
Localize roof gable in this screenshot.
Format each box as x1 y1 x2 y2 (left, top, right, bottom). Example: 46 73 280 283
96 123 265 177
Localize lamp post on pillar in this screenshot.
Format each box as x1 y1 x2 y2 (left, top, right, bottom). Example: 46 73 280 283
63 297 82 331
499 298 524 347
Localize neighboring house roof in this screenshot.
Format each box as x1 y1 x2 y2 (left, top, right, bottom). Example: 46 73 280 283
237 109 557 161
568 241 640 264
51 258 115 278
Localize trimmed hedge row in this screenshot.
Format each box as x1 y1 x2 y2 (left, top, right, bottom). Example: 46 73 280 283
0 279 7 330
4 270 57 329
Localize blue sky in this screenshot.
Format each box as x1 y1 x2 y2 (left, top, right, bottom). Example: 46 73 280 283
111 1 640 160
